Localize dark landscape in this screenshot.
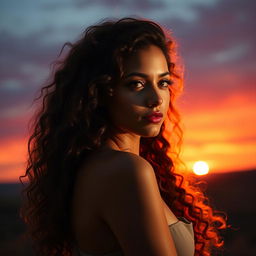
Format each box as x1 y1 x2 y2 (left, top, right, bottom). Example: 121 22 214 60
0 169 256 256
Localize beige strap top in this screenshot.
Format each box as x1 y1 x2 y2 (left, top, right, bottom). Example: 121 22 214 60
76 217 195 256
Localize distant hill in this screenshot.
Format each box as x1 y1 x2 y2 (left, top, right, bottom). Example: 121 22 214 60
191 169 256 256
197 169 256 214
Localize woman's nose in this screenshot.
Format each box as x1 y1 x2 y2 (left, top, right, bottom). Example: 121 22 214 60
146 87 163 108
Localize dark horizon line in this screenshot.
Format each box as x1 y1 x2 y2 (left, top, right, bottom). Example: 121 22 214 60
1 168 256 185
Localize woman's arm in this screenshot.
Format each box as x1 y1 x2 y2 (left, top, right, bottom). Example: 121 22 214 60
97 152 178 256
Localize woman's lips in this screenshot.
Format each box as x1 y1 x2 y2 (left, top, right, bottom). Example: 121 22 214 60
143 112 163 123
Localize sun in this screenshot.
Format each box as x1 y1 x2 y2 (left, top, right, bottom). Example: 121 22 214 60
193 161 209 175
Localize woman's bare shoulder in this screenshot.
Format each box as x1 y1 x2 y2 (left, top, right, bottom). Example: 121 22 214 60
104 150 153 173
75 150 154 202
79 149 153 180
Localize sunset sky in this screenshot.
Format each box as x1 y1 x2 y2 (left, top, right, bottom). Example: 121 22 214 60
0 0 255 182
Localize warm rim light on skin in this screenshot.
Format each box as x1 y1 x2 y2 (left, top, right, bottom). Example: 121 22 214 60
193 161 209 175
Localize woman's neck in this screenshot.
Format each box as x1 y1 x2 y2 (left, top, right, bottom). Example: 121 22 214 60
104 132 140 155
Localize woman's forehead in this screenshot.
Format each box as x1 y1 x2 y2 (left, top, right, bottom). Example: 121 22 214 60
121 45 169 76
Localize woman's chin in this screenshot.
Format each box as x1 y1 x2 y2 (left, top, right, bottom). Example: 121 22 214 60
140 126 162 138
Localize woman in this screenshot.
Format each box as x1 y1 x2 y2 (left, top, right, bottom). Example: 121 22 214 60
20 17 227 256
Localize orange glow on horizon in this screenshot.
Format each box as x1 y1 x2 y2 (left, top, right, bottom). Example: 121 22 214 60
179 92 256 174
0 137 28 183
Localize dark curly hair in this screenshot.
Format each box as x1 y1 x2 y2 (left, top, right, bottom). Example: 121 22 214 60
19 17 227 256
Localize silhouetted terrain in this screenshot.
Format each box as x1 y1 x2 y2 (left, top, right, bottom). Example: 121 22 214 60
0 170 256 256
196 170 256 255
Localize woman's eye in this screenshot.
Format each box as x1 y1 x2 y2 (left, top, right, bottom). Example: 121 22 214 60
128 80 145 90
159 79 173 88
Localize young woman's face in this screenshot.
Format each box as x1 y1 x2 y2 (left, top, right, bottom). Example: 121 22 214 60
107 44 171 137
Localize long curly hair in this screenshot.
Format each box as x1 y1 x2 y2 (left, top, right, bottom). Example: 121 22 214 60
19 17 227 256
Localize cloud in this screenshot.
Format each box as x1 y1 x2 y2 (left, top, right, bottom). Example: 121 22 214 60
210 42 251 63
161 0 256 109
0 29 60 114
0 0 221 41
0 79 23 91
170 0 256 57
0 104 33 140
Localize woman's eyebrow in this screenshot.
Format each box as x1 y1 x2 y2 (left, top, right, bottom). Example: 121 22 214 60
159 72 170 77
123 71 170 78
